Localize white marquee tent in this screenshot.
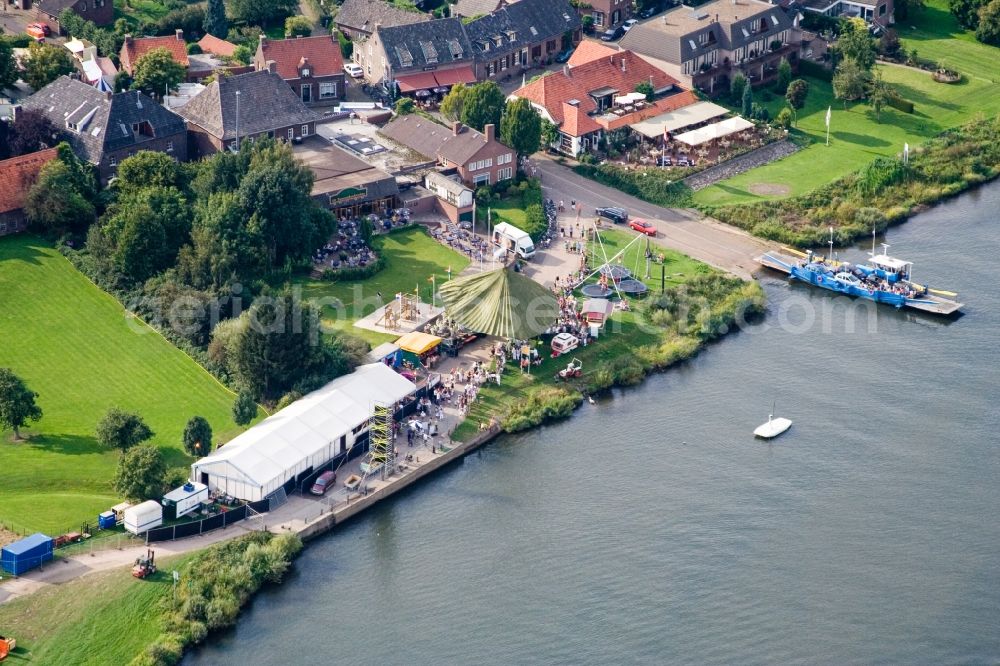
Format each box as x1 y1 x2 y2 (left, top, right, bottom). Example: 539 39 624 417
674 116 754 147
191 363 415 501
629 101 730 139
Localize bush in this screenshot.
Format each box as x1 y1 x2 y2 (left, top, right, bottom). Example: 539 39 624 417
573 164 693 208
886 96 914 113
774 107 793 129
336 31 353 59
503 385 582 432
798 60 834 81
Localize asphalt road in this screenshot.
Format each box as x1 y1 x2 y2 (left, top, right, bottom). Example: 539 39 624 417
531 155 768 279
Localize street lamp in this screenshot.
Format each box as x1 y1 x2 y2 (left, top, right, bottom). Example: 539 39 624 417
235 90 241 152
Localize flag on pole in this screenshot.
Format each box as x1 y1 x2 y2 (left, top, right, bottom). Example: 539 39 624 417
904 142 909 164
825 106 831 128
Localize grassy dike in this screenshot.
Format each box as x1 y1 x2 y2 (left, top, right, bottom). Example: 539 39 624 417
0 532 302 666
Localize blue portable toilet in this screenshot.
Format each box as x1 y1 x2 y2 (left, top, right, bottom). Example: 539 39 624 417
1 533 54 575
98 511 117 530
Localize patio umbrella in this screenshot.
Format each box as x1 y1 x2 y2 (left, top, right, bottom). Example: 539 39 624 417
438 267 559 340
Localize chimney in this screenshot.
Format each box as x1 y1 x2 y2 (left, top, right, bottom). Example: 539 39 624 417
563 64 570 77
105 90 113 101
175 28 184 41
259 34 267 48
452 120 463 136
266 60 277 74
484 123 495 142
124 34 133 46
621 57 626 73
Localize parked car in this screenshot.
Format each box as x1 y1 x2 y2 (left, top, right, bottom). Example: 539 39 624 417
551 332 579 357
310 470 337 495
600 25 625 41
629 219 657 236
596 206 628 224
26 23 50 40
344 63 364 78
555 47 575 63
655 156 672 167
622 19 639 32
639 3 664 18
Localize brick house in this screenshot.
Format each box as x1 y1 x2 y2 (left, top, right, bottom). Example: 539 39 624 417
254 35 346 107
175 69 320 157
34 0 113 34
333 0 429 39
18 76 188 183
509 41 698 156
619 0 800 95
381 115 516 188
119 30 190 78
464 0 582 80
584 0 633 30
356 18 478 93
0 148 58 236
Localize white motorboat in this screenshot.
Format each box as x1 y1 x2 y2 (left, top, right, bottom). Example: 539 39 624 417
754 405 792 439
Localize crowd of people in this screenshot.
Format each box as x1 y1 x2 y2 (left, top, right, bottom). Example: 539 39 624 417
313 218 375 270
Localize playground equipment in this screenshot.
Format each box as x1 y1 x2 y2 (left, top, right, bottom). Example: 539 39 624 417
377 291 421 330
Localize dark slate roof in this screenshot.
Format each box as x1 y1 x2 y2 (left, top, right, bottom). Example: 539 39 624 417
465 0 580 57
334 0 430 33
19 76 187 165
620 0 793 63
376 18 474 71
34 0 79 17
176 70 319 141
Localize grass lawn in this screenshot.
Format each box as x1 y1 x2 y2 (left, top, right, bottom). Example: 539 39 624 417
590 228 714 288
293 226 471 347
693 16 1000 207
0 553 191 665
0 236 245 535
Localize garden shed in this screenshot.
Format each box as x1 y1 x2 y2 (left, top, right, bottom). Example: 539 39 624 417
1 532 53 575
191 363 415 501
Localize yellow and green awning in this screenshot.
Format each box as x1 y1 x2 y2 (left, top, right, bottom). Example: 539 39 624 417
438 268 559 340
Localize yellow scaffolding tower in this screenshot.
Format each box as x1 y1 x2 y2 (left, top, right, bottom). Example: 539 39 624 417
362 402 394 482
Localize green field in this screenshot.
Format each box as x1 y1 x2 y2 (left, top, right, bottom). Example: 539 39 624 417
693 11 1000 207
0 236 245 535
294 226 471 346
0 553 190 665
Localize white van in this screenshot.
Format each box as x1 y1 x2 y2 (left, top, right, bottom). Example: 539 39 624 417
492 222 536 260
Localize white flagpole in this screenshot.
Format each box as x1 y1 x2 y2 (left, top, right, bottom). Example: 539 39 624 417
825 106 831 146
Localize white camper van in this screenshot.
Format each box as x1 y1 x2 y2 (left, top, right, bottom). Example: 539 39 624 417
492 222 535 260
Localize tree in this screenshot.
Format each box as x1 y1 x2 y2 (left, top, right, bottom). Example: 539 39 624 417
540 117 559 148
975 0 1000 44
285 15 312 37
229 0 297 27
775 57 792 94
203 0 229 38
96 407 154 452
460 80 505 132
634 81 654 101
100 186 191 283
394 97 415 115
741 81 753 118
730 73 748 105
0 38 17 92
784 78 810 125
895 0 925 20
878 28 902 57
440 83 469 121
0 368 42 440
113 150 188 195
833 57 868 106
499 97 541 165
950 0 986 28
114 444 167 500
25 160 96 236
774 107 793 129
8 109 64 158
131 47 186 98
21 42 74 91
866 68 895 122
182 416 213 457
837 17 877 70
232 390 258 425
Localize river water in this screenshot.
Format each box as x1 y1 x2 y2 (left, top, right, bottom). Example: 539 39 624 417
187 183 1000 665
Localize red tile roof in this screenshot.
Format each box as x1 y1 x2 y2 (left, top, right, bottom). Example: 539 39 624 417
0 148 58 215
567 40 618 67
258 35 344 80
512 48 687 137
198 34 237 57
120 34 190 75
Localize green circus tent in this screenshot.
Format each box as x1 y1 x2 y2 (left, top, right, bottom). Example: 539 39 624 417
438 268 559 340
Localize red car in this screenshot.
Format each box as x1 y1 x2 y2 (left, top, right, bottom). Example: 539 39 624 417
310 470 337 495
26 23 50 40
629 219 657 236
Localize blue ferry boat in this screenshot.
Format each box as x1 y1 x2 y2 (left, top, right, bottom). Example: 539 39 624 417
757 246 963 315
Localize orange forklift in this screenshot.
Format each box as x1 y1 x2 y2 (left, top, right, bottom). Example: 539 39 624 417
131 549 157 579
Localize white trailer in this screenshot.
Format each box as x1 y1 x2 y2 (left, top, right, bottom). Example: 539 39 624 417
492 222 536 260
161 482 209 520
123 500 163 535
